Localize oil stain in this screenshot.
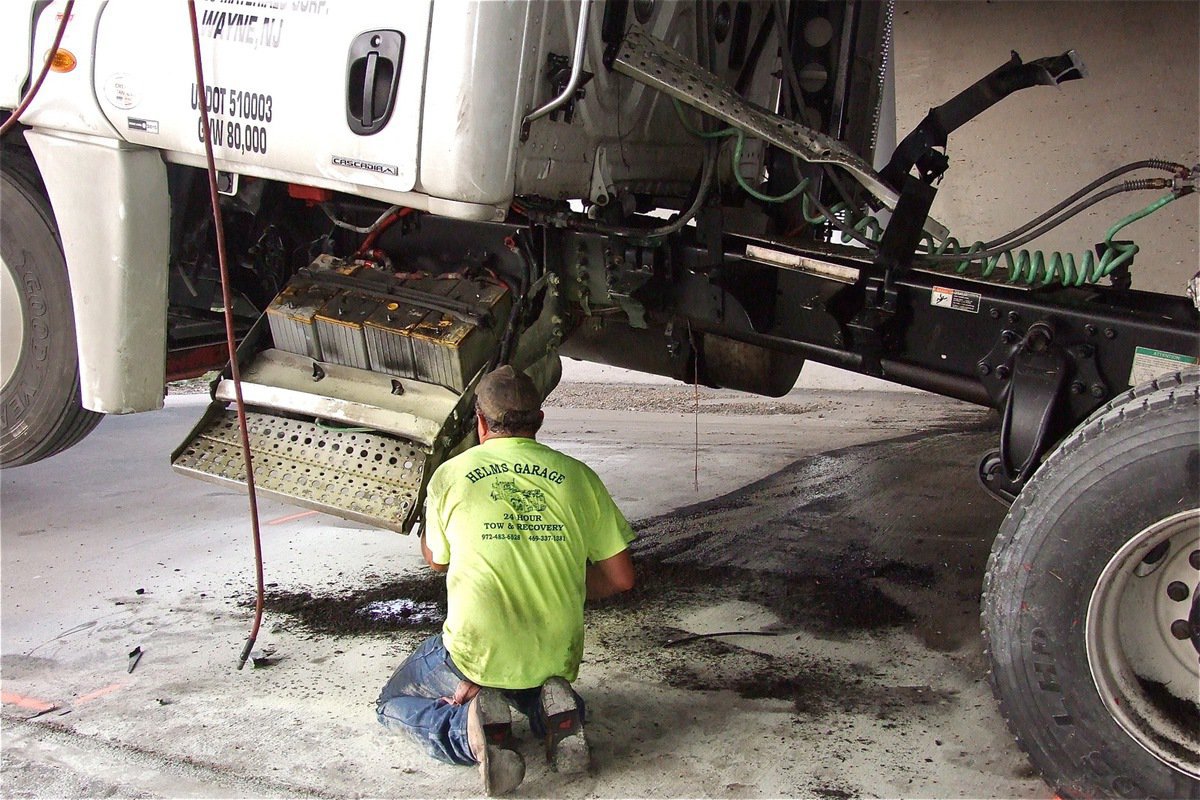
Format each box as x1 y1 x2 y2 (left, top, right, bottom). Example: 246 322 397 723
264 425 997 656
625 624 955 718
260 574 446 637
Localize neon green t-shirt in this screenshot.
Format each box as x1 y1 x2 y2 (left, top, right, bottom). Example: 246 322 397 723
423 436 635 689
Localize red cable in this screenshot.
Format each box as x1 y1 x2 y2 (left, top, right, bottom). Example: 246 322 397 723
187 0 266 670
0 0 75 138
354 207 411 257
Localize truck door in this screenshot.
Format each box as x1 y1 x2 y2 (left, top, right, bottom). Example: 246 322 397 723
93 1 431 195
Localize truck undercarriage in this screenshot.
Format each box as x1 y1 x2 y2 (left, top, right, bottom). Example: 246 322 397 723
2 2 1197 797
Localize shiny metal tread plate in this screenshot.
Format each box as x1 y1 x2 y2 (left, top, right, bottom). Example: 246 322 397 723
172 410 425 532
612 26 899 208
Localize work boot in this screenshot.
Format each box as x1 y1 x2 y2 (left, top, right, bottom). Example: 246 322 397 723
466 689 524 796
538 677 589 774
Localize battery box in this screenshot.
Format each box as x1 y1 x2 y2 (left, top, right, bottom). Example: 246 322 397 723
266 257 511 392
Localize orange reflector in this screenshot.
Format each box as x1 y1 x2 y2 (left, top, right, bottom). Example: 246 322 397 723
50 49 77 73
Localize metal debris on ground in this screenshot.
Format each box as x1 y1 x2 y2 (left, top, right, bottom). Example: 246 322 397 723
26 704 62 720
127 646 143 673
251 648 280 668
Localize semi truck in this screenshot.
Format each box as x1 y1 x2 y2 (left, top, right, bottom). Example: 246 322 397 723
2 2 1197 797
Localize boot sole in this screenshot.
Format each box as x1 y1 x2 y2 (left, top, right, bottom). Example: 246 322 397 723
540 678 588 774
481 745 525 797
471 690 524 796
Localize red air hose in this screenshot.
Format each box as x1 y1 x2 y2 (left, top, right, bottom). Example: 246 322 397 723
0 0 76 138
187 0 267 670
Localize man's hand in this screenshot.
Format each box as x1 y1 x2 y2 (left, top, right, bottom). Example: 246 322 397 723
586 549 635 600
421 534 448 573
439 679 480 706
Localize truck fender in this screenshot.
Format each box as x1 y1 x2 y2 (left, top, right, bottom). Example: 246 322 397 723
24 128 169 414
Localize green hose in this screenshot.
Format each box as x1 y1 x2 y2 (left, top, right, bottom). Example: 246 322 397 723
670 98 1185 289
671 98 882 240
926 193 1180 287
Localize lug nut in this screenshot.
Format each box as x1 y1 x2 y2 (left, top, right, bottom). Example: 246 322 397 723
1190 550 1200 570
1170 619 1192 640
1090 384 1105 399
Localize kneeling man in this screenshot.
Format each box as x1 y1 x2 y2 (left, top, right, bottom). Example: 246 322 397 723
377 365 636 795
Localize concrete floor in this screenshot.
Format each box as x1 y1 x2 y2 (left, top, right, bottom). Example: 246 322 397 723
0 372 1048 798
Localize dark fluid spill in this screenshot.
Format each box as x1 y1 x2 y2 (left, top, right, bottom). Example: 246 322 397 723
260 575 446 636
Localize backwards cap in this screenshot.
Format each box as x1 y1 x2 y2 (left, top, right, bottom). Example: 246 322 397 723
474 365 541 427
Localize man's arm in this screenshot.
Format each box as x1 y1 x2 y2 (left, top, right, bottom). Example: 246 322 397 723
586 549 635 599
421 534 448 573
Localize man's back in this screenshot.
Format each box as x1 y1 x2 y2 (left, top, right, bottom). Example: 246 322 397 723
425 436 633 689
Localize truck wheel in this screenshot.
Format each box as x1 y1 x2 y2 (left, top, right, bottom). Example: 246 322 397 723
1080 367 1200 427
1 153 102 466
983 374 1200 799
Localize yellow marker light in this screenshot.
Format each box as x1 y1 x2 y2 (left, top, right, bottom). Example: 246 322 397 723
49 49 77 73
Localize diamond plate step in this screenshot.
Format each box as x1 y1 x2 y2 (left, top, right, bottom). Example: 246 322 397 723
612 26 898 206
172 409 426 532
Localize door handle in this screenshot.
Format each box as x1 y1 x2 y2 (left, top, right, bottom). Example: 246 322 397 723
347 30 405 135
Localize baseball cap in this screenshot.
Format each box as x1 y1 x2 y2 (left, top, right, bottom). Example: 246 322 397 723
474 365 541 426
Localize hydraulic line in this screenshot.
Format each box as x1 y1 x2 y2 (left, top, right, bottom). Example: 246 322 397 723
0 0 75 138
772 0 806 127
497 232 533 367
669 23 1191 292
921 180 1169 260
678 86 1191 288
187 0 266 671
919 184 1181 286
769 4 867 218
671 99 882 247
971 159 1180 250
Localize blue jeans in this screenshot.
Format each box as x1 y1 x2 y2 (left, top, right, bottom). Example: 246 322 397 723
376 633 585 766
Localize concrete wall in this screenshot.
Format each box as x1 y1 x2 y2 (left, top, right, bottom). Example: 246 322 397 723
893 0 1198 295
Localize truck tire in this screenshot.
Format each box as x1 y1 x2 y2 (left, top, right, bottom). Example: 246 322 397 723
983 375 1200 799
1080 367 1200 427
1 152 102 466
